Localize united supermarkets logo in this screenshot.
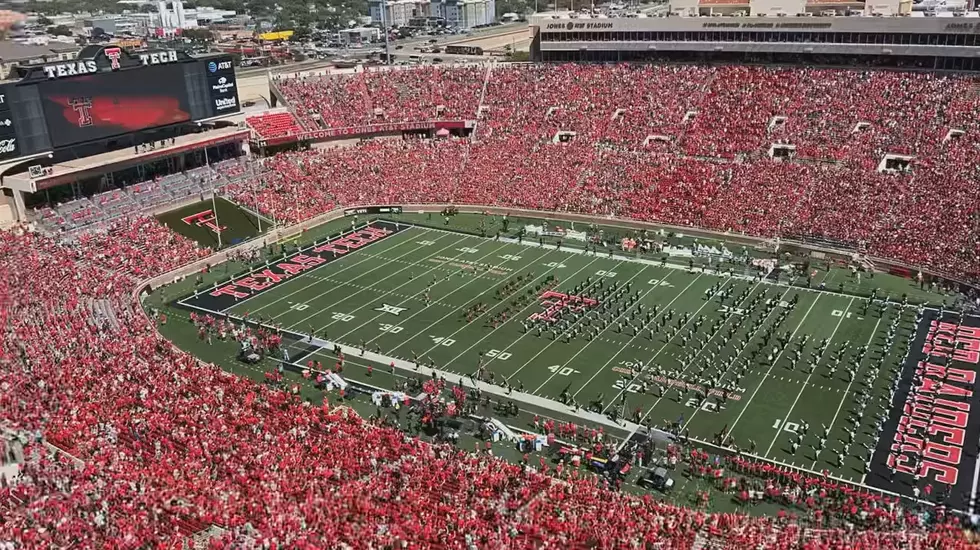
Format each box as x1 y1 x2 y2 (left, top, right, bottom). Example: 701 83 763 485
215 97 237 110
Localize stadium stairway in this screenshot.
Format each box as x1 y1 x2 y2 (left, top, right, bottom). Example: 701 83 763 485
0 202 15 230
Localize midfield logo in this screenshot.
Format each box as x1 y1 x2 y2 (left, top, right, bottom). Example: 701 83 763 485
375 304 407 316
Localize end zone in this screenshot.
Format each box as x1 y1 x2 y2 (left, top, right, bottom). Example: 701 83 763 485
867 308 980 512
179 221 409 313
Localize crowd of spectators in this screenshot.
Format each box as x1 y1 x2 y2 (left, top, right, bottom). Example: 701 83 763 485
231 63 980 282
0 206 970 549
1 62 978 548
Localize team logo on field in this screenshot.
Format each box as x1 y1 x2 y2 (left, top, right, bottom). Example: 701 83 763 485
376 304 407 316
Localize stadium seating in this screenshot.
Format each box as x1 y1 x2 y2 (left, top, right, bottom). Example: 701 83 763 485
238 64 980 282
246 112 304 140
2 62 978 548
31 162 256 234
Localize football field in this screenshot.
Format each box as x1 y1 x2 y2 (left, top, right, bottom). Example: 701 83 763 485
176 219 975 506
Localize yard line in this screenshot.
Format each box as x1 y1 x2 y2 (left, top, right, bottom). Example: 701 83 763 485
621 284 791 449
249 226 440 320
331 240 516 342
239 225 427 315
810 312 882 471
598 274 751 411
676 284 798 431
276 232 467 327
504 264 648 384
763 297 854 456
435 256 604 368
533 270 686 395
725 294 822 437
379 248 558 351
580 274 713 403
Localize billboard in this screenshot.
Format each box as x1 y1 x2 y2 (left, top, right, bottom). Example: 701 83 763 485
204 56 240 117
0 86 20 161
38 64 192 148
259 30 294 41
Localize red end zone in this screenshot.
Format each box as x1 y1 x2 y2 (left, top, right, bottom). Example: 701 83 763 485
868 310 980 511
179 221 408 313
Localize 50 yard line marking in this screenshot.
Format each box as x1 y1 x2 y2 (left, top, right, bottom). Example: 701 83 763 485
627 282 790 447
601 276 761 414
433 255 604 369
579 273 713 404
725 294 822 437
533 271 689 395
230 225 427 315
505 264 648 384
676 287 800 433
763 297 854 457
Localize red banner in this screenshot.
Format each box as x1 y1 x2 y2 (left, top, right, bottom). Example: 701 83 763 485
254 120 469 147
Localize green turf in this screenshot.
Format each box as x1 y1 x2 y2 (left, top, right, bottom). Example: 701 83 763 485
156 197 270 249
164 219 928 485
146 209 971 521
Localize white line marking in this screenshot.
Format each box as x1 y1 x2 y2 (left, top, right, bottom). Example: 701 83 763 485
726 294 822 436
435 256 605 368
231 224 426 314
764 297 854 456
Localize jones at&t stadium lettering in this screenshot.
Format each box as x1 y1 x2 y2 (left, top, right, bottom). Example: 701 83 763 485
182 221 408 312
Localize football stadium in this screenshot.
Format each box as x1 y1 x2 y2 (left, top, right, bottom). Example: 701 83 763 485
2 3 980 548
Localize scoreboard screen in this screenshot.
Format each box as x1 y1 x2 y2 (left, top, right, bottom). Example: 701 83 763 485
0 48 241 159
38 64 192 148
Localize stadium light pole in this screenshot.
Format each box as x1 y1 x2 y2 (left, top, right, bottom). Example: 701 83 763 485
212 185 223 249
380 0 392 65
251 159 263 233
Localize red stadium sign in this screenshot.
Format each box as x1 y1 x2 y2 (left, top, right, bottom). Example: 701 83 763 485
254 120 469 147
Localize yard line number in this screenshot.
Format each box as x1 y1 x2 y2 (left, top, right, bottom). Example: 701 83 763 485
551 365 580 376
431 336 456 347
486 349 512 360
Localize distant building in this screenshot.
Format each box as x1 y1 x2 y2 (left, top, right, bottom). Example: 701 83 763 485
339 27 381 43
368 0 430 26
431 0 495 29
369 0 494 28
112 0 237 35
0 41 79 80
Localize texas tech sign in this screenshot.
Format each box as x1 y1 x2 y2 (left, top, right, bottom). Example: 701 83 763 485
41 47 180 79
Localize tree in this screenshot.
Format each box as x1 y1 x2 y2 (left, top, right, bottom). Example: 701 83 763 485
182 27 214 42
47 25 72 37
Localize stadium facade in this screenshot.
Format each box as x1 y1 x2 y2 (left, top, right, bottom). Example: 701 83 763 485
529 9 980 70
